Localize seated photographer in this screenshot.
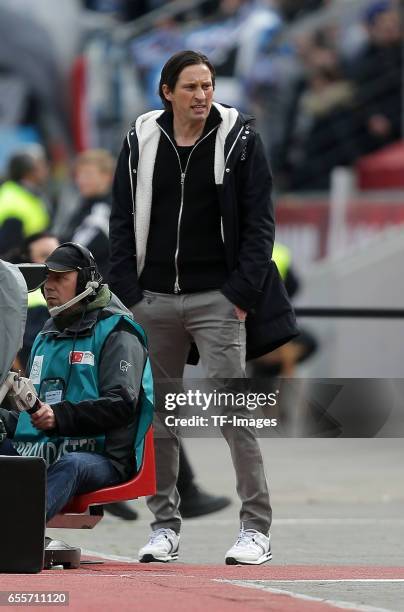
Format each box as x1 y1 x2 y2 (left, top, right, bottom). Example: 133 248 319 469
0 243 153 521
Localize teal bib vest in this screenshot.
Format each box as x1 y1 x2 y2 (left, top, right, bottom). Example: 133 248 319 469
14 314 154 470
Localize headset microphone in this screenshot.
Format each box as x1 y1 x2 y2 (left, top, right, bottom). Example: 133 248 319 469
44 243 102 318
48 280 100 318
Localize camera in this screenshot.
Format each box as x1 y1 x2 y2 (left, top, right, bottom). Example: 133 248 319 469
0 371 39 414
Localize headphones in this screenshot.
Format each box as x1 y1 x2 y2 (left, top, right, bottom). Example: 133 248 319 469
43 243 103 316
61 242 102 296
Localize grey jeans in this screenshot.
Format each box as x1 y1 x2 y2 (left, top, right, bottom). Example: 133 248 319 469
132 289 272 535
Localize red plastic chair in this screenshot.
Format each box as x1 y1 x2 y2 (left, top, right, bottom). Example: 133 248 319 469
47 427 156 529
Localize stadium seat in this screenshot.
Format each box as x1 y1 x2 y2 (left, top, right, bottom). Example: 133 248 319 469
44 427 155 568
47 427 156 530
356 140 404 189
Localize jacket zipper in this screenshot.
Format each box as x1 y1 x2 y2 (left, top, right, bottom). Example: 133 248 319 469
222 125 245 182
127 130 136 250
158 124 220 294
127 120 247 287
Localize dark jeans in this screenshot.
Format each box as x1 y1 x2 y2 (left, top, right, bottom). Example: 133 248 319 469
46 452 122 520
0 439 20 456
0 442 122 521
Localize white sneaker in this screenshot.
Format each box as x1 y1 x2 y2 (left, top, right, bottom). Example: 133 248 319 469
139 528 179 563
225 529 272 565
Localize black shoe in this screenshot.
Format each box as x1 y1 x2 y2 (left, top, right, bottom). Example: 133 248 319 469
179 484 231 519
103 502 138 521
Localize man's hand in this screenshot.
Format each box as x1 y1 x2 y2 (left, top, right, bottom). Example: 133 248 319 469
30 401 56 431
234 306 247 322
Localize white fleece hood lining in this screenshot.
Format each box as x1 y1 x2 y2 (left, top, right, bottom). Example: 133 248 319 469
132 102 240 276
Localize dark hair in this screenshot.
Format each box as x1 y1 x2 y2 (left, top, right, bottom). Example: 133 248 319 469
158 50 216 110
23 232 59 261
3 232 58 264
7 153 36 182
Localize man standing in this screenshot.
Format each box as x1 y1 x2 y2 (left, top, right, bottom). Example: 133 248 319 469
0 242 153 520
109 50 296 564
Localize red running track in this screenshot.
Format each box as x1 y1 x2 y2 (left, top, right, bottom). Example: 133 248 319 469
1 563 403 611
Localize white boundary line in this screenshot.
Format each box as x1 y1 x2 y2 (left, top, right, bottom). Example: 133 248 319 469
218 579 394 612
81 550 194 578
81 549 139 563
42 549 402 612
179 518 404 527
272 519 404 525
250 579 404 583
81 550 404 581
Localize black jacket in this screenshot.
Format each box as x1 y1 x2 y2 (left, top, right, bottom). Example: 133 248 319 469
109 103 297 359
63 192 112 279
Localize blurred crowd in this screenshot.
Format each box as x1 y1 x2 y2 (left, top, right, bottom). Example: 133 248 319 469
0 146 114 376
0 0 402 199
255 0 402 191
80 0 404 191
0 147 113 266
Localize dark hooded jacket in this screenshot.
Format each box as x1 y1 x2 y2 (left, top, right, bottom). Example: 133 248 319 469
109 103 297 359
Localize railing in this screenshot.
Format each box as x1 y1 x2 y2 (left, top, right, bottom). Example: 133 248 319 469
295 307 404 318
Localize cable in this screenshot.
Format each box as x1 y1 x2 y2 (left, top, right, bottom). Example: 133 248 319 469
63 307 87 398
